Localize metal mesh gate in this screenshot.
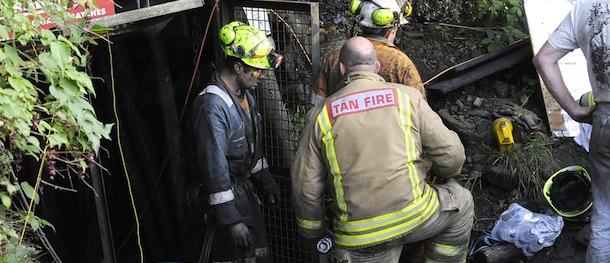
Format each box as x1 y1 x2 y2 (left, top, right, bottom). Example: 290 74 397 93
220 1 320 262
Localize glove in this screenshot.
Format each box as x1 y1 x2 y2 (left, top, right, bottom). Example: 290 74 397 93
302 237 323 257
266 191 280 210
494 102 543 131
229 222 252 247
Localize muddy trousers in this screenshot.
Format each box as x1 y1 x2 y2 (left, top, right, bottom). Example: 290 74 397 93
333 179 474 263
209 181 271 263
587 103 610 263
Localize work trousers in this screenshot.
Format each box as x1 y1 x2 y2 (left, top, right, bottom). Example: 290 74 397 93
209 180 271 263
333 179 474 263
587 103 610 263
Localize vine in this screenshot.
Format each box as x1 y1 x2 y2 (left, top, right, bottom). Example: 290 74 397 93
0 0 112 260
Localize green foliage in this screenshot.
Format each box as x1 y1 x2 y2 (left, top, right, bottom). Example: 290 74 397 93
0 0 113 176
487 132 559 201
289 104 310 142
0 0 112 260
1 177 42 262
470 0 528 52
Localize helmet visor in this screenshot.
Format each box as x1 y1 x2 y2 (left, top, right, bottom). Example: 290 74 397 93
242 37 284 69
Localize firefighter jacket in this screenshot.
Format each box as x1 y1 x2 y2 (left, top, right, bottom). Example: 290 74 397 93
311 36 425 105
291 71 465 248
190 71 279 227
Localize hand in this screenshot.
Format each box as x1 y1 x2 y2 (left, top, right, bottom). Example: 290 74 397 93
570 105 596 124
267 192 280 210
302 237 322 256
229 222 252 247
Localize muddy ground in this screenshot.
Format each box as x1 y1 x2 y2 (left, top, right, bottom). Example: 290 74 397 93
317 0 590 262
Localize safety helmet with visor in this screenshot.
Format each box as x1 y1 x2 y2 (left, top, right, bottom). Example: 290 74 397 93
349 0 412 28
543 165 593 220
219 21 283 70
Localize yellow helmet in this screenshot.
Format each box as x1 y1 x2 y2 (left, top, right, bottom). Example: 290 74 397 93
543 165 592 220
219 21 283 69
349 0 412 28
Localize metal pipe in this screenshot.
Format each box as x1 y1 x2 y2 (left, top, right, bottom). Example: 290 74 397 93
91 163 117 263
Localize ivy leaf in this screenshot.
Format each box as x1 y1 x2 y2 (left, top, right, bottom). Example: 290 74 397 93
20 182 39 205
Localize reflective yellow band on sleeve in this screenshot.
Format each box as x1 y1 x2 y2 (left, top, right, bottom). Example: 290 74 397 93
296 217 323 230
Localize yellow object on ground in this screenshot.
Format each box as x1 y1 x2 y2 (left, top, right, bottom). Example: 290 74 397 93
493 117 515 153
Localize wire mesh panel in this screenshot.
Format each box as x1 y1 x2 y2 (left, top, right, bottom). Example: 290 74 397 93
220 1 319 262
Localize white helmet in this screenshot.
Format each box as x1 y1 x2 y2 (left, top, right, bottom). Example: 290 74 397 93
349 0 412 29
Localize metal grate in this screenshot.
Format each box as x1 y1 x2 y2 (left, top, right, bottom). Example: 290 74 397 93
220 1 319 262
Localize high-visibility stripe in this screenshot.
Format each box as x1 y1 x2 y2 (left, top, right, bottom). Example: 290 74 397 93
208 189 234 205
296 217 324 230
317 105 349 222
333 188 438 247
429 241 464 257
396 88 422 198
250 157 268 174
334 184 434 232
424 257 466 263
199 85 233 107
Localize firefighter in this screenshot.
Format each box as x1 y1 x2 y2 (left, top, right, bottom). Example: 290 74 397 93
189 21 283 262
291 36 474 262
310 0 425 105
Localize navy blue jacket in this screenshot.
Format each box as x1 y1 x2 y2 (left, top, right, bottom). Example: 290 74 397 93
190 71 279 226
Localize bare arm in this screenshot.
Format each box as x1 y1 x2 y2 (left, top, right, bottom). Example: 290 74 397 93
532 42 595 123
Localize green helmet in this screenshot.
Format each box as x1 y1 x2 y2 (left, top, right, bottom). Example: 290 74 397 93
349 0 412 28
219 21 283 69
543 165 593 219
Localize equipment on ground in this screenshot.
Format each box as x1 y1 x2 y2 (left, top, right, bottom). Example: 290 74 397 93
543 165 593 220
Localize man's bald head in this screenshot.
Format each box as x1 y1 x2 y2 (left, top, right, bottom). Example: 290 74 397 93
339 36 380 75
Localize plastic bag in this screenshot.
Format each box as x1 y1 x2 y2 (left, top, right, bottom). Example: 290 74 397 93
490 203 564 257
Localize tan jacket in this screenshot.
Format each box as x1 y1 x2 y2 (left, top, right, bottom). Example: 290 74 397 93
292 71 464 248
311 36 425 104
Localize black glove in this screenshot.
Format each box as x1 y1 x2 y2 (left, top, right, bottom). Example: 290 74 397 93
302 237 322 257
266 191 280 210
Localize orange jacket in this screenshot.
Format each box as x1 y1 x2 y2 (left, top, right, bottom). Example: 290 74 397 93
311 36 425 104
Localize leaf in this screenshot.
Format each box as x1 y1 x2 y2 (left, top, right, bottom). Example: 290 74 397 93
0 25 9 40
0 193 11 208
50 41 71 71
90 24 110 35
39 52 60 71
20 182 39 205
49 85 69 104
29 216 40 231
3 46 25 67
67 68 95 94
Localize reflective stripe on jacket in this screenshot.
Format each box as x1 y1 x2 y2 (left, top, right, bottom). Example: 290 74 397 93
292 71 464 248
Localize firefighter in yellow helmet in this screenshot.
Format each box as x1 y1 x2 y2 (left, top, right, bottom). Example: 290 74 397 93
189 21 283 262
310 0 424 105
